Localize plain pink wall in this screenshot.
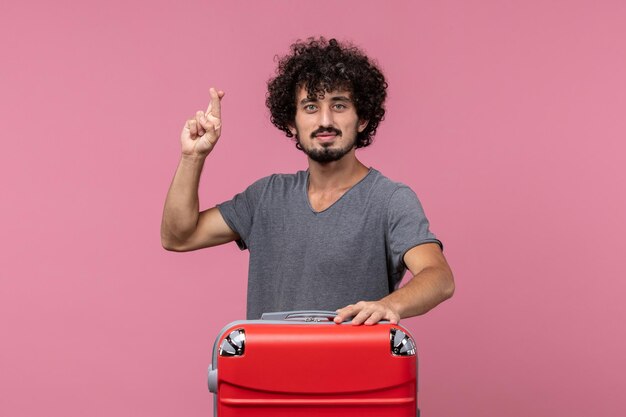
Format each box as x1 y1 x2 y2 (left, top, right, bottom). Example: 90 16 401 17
2 1 625 416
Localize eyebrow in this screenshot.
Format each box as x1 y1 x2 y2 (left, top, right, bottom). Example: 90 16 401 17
299 95 353 105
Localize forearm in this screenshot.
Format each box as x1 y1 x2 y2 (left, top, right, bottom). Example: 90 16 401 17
382 266 455 318
161 154 207 246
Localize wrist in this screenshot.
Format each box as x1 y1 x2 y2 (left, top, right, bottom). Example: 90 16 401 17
380 296 404 318
180 153 208 164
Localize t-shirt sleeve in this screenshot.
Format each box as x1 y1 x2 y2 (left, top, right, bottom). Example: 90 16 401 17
386 186 443 276
216 176 272 250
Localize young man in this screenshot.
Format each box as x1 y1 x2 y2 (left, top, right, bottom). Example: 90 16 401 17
161 38 454 323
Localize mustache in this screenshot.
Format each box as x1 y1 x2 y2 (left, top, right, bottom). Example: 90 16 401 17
311 127 342 139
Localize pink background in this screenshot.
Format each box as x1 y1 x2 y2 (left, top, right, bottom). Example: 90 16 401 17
2 1 625 416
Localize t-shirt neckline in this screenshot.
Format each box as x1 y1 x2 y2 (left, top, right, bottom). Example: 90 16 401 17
304 167 375 214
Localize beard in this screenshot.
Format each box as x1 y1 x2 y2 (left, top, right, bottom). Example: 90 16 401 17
296 126 357 164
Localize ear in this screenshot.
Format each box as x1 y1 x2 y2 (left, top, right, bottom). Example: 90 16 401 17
357 119 369 133
288 123 297 136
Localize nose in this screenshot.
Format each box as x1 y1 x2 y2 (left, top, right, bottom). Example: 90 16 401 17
319 105 334 127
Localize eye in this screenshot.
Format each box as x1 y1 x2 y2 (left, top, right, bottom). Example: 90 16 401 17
303 104 317 113
333 103 348 110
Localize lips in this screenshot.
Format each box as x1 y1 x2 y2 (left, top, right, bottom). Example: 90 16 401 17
314 133 337 143
313 128 341 144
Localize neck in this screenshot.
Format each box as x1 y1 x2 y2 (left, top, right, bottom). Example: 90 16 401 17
307 150 369 192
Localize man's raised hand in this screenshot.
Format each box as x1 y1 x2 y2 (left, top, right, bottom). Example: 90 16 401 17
181 87 225 158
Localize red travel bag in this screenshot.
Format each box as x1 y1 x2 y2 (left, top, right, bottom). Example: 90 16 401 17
208 311 419 416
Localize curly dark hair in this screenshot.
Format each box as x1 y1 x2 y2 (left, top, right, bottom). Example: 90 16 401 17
266 37 388 148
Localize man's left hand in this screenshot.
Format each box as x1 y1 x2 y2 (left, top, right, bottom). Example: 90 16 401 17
334 300 400 325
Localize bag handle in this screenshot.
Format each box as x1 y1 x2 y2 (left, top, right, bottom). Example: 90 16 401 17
260 310 339 322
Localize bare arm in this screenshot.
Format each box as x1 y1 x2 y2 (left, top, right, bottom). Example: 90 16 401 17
334 243 455 325
161 88 239 251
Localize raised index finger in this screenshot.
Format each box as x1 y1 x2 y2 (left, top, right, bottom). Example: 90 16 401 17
205 87 223 120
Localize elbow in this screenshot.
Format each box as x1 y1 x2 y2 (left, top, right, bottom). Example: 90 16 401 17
162 241 178 252
162 241 189 252
161 233 186 252
161 237 179 251
160 222 191 252
442 269 455 300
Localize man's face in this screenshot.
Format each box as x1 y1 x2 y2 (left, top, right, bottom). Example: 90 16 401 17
291 86 368 164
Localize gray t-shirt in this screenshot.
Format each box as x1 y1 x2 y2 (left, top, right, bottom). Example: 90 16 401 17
217 168 442 319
